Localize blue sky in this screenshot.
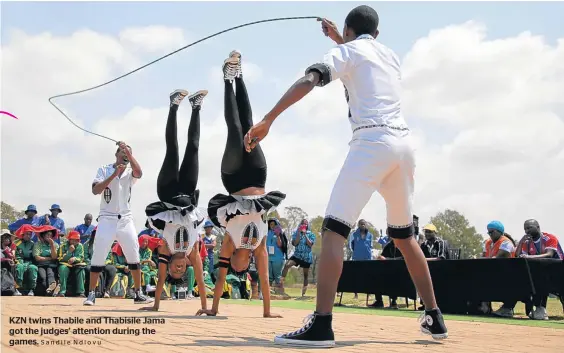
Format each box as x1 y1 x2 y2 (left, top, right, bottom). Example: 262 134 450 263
3 1 564 131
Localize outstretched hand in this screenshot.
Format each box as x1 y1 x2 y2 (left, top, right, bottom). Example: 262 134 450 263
263 312 283 319
138 306 158 311
244 120 272 152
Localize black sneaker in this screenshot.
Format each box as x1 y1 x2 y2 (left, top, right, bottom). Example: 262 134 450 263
83 291 96 306
134 291 155 304
273 312 335 348
222 50 241 81
188 90 208 109
170 89 188 107
420 308 448 340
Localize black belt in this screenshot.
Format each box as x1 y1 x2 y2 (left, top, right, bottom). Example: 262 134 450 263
353 124 410 133
96 214 124 222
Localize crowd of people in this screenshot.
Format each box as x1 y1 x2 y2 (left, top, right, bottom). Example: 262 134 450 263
0 203 322 301
346 216 563 320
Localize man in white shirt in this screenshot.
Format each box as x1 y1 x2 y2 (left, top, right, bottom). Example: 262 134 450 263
244 5 447 347
83 141 153 306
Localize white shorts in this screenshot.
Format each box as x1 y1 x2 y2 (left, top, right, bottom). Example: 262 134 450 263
324 128 415 238
91 215 140 267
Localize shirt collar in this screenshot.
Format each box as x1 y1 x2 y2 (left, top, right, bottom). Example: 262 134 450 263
356 34 374 41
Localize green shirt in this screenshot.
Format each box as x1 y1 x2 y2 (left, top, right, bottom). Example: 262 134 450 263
58 242 85 266
16 241 35 264
33 241 59 267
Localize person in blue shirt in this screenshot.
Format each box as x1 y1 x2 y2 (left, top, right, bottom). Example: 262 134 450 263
266 218 287 293
202 221 216 274
280 219 316 297
74 213 95 244
138 220 160 238
38 204 66 243
349 219 373 299
8 205 40 240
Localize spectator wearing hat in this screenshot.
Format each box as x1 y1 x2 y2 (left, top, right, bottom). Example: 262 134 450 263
202 221 216 274
266 218 287 293
57 230 86 297
421 224 448 260
38 204 66 242
483 221 516 259
8 205 40 241
33 226 60 296
14 225 39 296
1 229 17 282
74 213 96 244
138 235 158 294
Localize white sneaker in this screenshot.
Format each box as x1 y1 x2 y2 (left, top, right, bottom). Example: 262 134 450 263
492 307 514 318
14 289 22 296
27 290 34 296
145 285 156 293
531 306 549 320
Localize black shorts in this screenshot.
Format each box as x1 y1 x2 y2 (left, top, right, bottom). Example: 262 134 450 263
289 256 311 269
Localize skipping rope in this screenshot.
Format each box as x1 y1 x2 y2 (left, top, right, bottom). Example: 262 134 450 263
48 16 321 144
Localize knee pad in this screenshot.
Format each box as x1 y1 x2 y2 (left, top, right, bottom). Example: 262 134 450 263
322 216 352 239
388 224 414 239
127 263 140 270
91 266 104 273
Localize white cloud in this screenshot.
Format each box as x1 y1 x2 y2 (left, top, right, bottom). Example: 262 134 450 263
2 22 564 247
119 26 188 54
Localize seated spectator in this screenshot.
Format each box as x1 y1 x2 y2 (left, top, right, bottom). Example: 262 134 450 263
57 231 86 297
38 204 66 242
110 242 136 299
74 213 95 244
84 228 117 298
138 235 157 293
1 230 16 271
14 225 38 296
483 221 515 258
506 219 564 320
33 226 59 296
420 224 448 260
370 237 403 309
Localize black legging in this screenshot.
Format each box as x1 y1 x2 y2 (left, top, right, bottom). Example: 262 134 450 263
37 266 56 290
157 105 200 206
221 77 267 194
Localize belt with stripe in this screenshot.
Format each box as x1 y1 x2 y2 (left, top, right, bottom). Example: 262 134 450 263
353 124 410 133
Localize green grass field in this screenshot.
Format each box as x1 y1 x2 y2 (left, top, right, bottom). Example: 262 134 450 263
226 287 564 329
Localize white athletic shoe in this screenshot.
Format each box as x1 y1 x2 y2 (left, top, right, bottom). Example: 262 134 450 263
531 306 549 320
27 290 34 296
170 89 189 107
188 90 208 109
145 284 156 293
83 291 96 306
223 50 242 81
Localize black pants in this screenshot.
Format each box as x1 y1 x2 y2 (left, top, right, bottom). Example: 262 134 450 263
157 105 201 206
86 265 117 294
504 294 548 310
37 267 56 294
221 77 267 194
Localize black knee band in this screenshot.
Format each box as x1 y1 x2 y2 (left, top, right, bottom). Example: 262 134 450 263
91 266 104 273
388 224 414 239
218 256 230 268
127 263 140 270
159 254 171 264
322 216 352 239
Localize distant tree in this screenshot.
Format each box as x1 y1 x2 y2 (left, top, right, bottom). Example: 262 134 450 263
429 209 484 259
1 201 24 229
